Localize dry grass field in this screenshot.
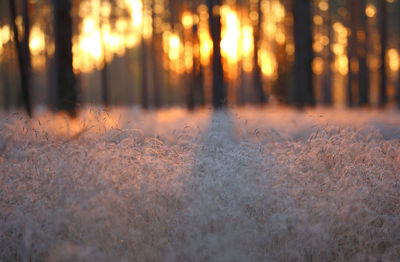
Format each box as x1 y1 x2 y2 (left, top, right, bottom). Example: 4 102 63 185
1 107 400 261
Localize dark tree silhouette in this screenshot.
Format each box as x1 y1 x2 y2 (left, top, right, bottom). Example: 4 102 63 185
397 63 400 108
321 0 334 105
358 0 369 106
347 0 369 107
292 0 314 108
151 0 163 108
9 0 32 117
141 36 150 109
185 4 196 111
100 0 109 107
183 0 204 110
378 0 387 107
53 0 77 116
252 0 267 104
397 1 400 108
1 50 11 110
140 0 150 109
347 0 358 107
101 48 109 107
207 0 226 108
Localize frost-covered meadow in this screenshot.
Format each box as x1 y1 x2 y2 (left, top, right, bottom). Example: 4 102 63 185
1 107 400 261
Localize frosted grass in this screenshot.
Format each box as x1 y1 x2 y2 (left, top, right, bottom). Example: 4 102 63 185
1 107 400 261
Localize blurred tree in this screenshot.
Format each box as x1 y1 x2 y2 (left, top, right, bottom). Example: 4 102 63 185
378 0 387 107
192 1 205 108
101 44 109 107
100 0 109 107
358 0 369 106
347 0 358 107
321 0 334 105
1 50 11 110
53 0 77 116
207 0 226 108
347 0 369 107
165 0 179 105
236 0 246 105
8 0 32 117
397 0 400 108
151 0 163 108
253 0 267 105
184 1 196 110
141 0 150 109
292 0 314 108
273 0 290 104
397 64 400 108
141 36 150 109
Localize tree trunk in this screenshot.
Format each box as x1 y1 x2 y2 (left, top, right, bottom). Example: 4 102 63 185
378 0 387 107
347 0 358 107
100 0 109 107
101 55 109 107
397 66 400 108
253 0 267 104
194 1 205 107
186 32 195 110
53 0 77 116
2 58 11 110
358 0 369 106
274 36 288 103
141 37 149 109
151 4 163 109
9 0 32 117
186 3 196 110
292 0 314 108
322 0 334 105
397 0 400 108
44 17 56 110
207 0 226 108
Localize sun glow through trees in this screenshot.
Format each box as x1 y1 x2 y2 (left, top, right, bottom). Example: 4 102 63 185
21 0 394 82
1 0 399 109
65 0 288 79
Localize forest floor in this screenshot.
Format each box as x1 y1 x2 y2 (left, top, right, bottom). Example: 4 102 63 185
1 106 400 261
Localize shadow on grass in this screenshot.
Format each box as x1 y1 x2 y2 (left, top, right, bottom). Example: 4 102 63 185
164 109 306 261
